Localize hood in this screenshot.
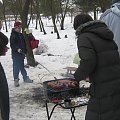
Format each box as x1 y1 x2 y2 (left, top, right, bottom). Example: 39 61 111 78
111 2 120 17
76 20 114 41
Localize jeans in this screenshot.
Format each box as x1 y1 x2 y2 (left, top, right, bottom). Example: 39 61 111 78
12 56 28 81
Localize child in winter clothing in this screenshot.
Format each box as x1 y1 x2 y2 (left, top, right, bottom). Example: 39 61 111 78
10 21 33 87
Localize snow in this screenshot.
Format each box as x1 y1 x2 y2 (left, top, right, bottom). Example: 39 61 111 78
0 16 88 120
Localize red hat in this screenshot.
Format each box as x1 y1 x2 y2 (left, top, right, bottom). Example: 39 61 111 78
14 21 22 27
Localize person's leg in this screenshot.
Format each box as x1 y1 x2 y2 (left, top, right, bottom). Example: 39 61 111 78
19 58 27 80
20 58 33 83
13 58 20 87
13 58 20 80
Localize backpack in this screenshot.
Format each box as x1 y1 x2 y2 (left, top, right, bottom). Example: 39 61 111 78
30 38 39 49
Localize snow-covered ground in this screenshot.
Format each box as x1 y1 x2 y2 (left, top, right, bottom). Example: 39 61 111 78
0 16 89 120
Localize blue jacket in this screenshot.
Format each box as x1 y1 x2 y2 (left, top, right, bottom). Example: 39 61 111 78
10 29 27 59
100 2 120 54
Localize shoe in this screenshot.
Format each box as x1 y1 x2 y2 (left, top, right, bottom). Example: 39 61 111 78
14 79 20 87
24 78 33 83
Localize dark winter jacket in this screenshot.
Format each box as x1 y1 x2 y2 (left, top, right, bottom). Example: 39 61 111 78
0 63 9 120
10 29 27 59
74 21 120 120
0 32 8 55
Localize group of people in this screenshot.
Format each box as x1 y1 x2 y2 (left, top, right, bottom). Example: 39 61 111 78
0 21 33 119
0 0 120 119
74 0 120 120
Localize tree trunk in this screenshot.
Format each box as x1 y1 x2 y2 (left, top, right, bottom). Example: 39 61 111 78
24 33 36 67
3 1 8 32
39 15 47 34
27 15 32 27
39 19 43 32
52 16 60 39
59 0 69 30
20 0 35 67
60 16 65 30
4 19 8 32
35 17 38 29
94 6 97 20
70 9 73 23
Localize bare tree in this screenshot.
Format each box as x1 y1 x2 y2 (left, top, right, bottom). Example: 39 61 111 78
59 0 70 30
41 0 61 39
0 0 8 32
33 0 47 34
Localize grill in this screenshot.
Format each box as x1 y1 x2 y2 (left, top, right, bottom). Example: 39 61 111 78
43 78 89 120
43 78 89 101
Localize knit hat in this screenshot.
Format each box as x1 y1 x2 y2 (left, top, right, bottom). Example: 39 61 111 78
14 21 22 27
112 0 120 4
73 13 93 30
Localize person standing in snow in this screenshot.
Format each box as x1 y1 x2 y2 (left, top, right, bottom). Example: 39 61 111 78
10 21 33 87
0 20 10 120
100 0 120 54
73 13 120 120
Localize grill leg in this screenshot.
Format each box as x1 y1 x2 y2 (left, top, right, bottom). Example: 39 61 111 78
70 108 76 120
45 101 50 120
45 100 59 120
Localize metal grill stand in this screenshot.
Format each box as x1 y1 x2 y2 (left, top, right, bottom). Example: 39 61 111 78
45 99 88 120
43 78 89 120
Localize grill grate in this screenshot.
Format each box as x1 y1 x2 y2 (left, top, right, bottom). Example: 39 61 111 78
43 78 89 101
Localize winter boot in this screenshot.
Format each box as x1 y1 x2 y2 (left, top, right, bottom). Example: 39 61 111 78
24 77 33 83
14 79 19 87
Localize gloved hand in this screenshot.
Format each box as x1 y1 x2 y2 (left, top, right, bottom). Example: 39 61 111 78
17 48 22 53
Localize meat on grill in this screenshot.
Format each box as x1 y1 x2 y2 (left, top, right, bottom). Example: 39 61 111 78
47 80 78 89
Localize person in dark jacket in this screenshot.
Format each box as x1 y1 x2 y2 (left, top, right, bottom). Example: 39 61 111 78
0 21 10 120
10 21 33 87
73 13 120 120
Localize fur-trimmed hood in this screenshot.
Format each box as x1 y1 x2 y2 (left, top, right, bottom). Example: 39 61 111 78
76 20 114 41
